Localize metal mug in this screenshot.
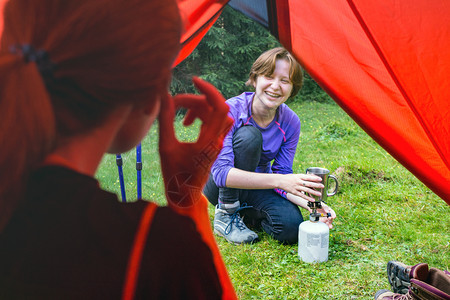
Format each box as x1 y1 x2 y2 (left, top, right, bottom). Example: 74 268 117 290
305 167 338 202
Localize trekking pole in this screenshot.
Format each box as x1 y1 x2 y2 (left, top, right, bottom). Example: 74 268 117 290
136 143 142 200
116 154 127 202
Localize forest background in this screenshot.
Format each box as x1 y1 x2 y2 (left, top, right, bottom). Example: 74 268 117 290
169 5 329 103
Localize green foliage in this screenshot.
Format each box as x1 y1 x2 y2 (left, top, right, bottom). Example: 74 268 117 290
296 73 334 103
96 101 449 300
315 120 358 141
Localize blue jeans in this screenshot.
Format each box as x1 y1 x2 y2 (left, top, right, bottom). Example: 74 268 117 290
203 126 304 244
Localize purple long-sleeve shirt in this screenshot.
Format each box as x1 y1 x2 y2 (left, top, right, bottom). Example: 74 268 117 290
211 92 301 193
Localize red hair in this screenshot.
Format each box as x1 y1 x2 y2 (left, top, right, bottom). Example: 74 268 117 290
0 0 181 228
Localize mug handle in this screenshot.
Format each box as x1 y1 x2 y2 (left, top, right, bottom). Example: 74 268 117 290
327 175 339 196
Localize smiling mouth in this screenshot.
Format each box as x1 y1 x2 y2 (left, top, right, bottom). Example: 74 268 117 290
265 91 281 98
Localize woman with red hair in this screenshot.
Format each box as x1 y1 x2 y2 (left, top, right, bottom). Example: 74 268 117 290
0 0 232 298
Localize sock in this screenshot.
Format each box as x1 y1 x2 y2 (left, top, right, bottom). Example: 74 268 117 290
218 199 240 213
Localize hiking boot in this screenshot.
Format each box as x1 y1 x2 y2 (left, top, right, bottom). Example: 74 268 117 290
214 205 258 245
387 261 450 295
387 261 428 294
375 263 450 300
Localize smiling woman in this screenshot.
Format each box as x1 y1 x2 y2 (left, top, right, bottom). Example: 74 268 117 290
202 47 337 246
251 59 294 126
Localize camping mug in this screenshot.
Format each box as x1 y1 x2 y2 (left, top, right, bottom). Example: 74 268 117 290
305 167 338 202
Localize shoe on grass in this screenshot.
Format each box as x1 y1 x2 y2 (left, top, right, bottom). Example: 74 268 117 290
375 262 450 300
214 205 258 245
387 261 428 294
374 289 412 300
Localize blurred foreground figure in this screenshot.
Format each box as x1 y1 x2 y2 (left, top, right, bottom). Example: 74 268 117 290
0 0 234 298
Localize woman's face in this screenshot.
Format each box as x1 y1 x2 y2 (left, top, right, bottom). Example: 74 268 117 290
253 58 293 111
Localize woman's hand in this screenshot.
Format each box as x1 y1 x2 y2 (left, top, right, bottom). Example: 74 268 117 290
311 202 336 229
286 193 337 229
158 77 233 208
279 173 324 202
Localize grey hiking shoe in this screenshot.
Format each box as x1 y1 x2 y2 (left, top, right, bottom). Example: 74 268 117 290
214 205 258 245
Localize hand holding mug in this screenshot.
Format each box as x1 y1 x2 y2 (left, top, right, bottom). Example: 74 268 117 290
305 167 338 202
280 173 325 202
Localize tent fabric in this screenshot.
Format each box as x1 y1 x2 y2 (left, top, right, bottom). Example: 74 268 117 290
228 0 450 204
228 0 270 28
228 0 292 49
173 0 228 67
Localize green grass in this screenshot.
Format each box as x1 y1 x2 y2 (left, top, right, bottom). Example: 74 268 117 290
96 101 449 300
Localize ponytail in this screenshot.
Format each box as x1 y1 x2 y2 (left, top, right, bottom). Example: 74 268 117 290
0 53 55 229
0 0 181 228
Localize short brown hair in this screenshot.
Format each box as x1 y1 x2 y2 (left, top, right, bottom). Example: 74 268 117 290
246 47 303 98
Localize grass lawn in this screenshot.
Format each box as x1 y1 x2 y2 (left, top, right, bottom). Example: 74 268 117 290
96 100 449 299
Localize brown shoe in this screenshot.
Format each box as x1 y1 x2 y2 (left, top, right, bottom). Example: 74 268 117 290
374 289 412 300
375 263 450 300
387 261 429 294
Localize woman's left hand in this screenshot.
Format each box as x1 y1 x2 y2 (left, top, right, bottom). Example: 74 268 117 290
311 202 336 229
286 193 336 229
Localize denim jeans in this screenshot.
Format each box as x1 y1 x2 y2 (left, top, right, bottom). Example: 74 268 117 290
203 126 304 244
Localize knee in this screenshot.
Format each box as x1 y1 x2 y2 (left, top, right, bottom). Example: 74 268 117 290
233 126 262 154
272 219 301 244
203 174 219 206
263 215 302 245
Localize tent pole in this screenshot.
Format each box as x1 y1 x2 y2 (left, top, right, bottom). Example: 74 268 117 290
136 144 142 200
116 154 127 202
